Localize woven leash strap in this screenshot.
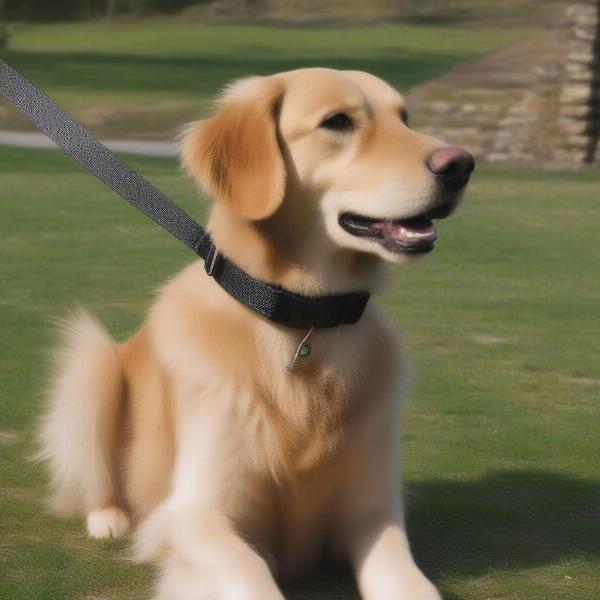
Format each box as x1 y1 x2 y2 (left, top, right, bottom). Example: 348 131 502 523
0 59 207 254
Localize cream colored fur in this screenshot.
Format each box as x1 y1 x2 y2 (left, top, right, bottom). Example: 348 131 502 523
36 311 125 523
37 68 470 599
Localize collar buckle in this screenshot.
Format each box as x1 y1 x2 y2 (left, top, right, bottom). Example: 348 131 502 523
204 242 222 277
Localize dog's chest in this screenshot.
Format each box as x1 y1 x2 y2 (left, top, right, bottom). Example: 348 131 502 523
254 342 363 471
275 469 338 578
234 456 340 580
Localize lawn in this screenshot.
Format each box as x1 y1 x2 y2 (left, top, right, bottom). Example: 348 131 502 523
1 143 599 600
0 21 526 138
1 11 600 599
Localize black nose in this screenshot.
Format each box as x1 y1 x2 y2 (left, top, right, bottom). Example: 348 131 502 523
427 146 475 189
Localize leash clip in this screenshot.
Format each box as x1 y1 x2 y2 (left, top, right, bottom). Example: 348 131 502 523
204 242 222 277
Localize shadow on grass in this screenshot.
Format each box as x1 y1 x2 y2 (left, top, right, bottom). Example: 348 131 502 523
282 470 600 599
283 565 359 600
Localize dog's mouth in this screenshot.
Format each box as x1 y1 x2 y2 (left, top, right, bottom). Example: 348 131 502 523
338 201 456 255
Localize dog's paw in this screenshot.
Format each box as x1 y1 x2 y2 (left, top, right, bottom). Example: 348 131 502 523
410 579 442 600
87 506 130 539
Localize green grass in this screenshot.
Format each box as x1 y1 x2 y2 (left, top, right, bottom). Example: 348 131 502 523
0 21 526 138
1 146 599 600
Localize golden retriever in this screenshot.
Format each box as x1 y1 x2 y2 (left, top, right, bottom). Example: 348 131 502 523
37 68 474 599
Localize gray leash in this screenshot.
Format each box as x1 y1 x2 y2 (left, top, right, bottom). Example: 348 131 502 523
0 59 206 253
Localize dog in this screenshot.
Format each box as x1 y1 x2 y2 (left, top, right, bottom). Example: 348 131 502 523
37 68 474 599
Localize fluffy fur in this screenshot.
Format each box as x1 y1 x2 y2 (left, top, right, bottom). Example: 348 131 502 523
37 68 471 599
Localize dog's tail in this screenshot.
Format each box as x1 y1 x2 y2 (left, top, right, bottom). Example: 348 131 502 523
35 309 123 517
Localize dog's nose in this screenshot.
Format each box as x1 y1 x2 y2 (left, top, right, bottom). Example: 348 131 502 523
427 147 475 189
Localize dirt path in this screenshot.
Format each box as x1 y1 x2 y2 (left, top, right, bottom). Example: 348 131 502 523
0 130 179 158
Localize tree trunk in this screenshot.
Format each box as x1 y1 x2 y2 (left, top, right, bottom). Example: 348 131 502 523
106 0 117 19
0 0 7 52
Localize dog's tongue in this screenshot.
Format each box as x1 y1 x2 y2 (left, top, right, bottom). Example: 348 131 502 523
372 219 438 244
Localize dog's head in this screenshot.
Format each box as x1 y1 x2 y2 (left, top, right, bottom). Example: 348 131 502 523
183 68 474 265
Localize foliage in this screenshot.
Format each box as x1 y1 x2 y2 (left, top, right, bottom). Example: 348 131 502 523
2 0 202 20
0 0 566 24
0 0 8 49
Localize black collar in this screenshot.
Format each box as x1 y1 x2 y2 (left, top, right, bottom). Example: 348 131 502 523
196 233 370 329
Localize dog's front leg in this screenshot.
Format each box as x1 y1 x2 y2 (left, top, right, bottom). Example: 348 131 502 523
135 500 283 600
334 400 441 600
347 512 441 600
133 395 283 600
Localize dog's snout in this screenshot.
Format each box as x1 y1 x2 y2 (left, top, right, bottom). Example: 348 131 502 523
427 147 475 188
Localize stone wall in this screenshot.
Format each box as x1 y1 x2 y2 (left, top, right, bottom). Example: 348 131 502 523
554 1 600 165
408 1 600 169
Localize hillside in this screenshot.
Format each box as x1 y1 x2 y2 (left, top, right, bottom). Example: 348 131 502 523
184 0 565 27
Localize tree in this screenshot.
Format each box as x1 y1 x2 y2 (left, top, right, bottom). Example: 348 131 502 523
0 0 8 51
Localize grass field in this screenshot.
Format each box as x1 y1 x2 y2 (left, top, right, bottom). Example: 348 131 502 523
2 11 600 600
1 144 599 600
0 21 526 138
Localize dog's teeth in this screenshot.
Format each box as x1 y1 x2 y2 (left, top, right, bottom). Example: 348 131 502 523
400 228 428 239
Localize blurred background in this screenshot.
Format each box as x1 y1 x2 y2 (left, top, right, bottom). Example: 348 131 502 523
1 2 599 600
2 0 599 168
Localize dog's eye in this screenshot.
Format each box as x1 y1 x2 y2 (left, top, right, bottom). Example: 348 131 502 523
320 112 354 132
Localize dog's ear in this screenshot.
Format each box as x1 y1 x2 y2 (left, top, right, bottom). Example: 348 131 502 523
182 77 286 221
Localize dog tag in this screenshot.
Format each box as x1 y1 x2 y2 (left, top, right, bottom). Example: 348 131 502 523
286 327 314 371
298 343 311 358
